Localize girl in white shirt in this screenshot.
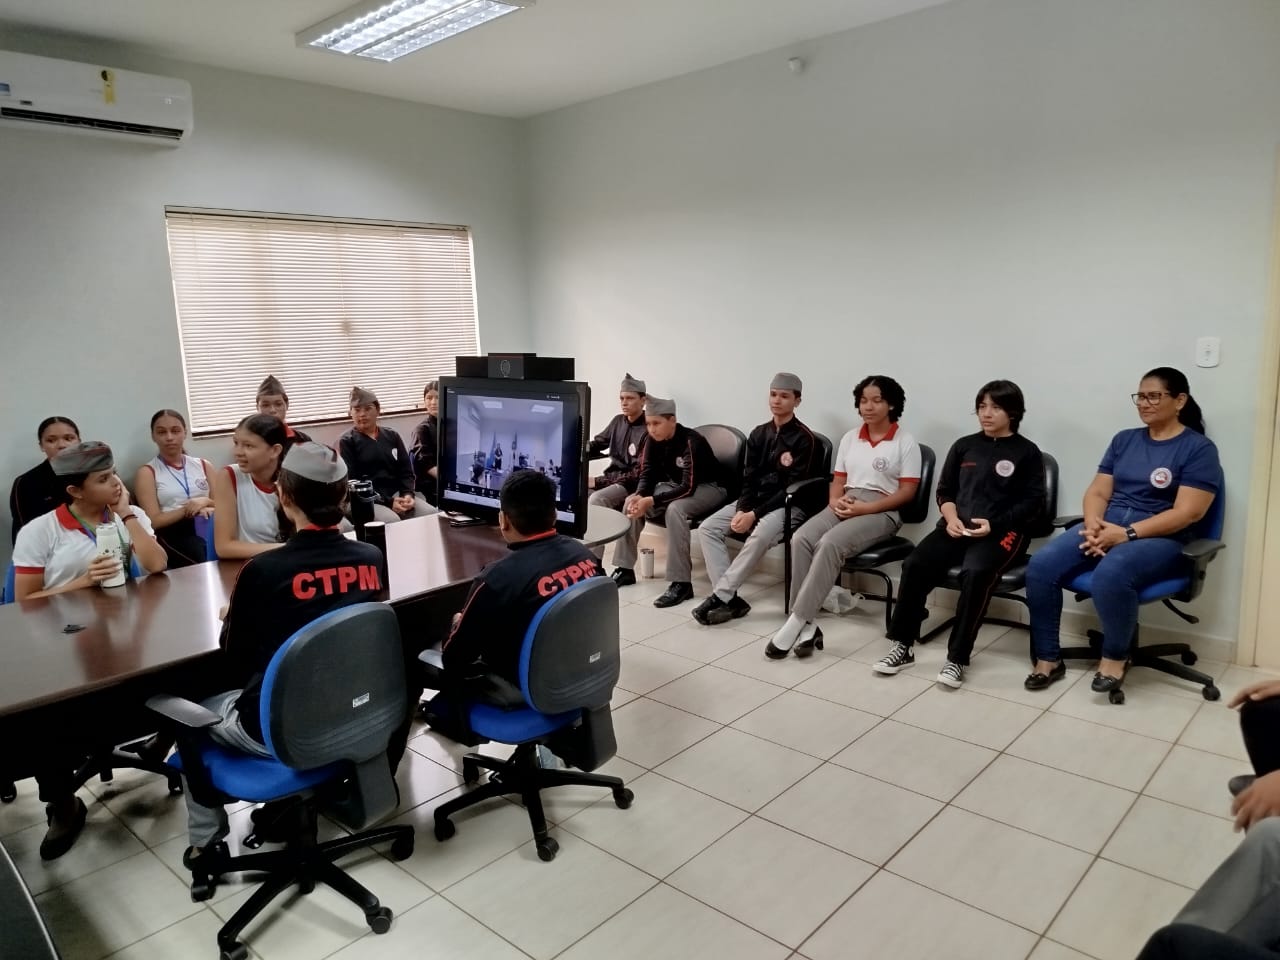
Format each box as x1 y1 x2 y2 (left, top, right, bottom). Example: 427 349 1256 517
211 415 290 559
135 409 215 568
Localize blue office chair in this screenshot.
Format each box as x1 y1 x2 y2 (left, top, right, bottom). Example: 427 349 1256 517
193 512 218 561
1056 472 1226 704
426 577 632 863
148 603 414 960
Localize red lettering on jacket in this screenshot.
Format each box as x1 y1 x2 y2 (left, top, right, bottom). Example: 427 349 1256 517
358 565 380 591
337 567 358 591
293 572 316 600
294 565 380 600
315 568 338 594
536 558 599 598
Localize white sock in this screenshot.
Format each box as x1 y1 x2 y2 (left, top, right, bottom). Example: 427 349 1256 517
796 621 818 645
770 614 806 652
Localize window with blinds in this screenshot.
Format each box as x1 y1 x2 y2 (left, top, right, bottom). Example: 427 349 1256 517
165 209 479 435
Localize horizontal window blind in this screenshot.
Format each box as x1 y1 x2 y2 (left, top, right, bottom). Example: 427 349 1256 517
165 209 479 434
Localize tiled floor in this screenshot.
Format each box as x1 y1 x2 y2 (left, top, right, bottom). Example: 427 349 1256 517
5 564 1269 960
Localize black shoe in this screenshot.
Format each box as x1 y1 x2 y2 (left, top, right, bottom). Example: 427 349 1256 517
654 582 694 608
248 798 305 843
39 797 88 861
182 839 229 874
1024 660 1066 691
726 595 751 620
764 641 791 660
1229 774 1257 797
794 626 825 659
692 594 728 625
610 567 636 587
1091 672 1124 693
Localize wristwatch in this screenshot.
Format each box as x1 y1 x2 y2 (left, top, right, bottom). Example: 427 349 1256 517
1125 525 1138 542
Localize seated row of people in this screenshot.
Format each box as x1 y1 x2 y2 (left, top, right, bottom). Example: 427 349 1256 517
588 366 1221 693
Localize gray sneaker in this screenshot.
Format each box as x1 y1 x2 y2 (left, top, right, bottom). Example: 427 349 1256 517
937 661 965 688
873 642 915 675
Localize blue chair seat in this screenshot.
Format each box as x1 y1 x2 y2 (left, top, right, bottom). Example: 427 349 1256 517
167 744 346 803
468 704 582 743
1066 570 1191 606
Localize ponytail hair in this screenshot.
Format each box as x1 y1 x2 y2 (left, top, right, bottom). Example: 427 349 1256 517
1144 366 1206 435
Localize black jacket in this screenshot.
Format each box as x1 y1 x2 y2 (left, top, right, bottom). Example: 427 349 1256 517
635 424 722 507
339 426 416 504
737 417 819 516
222 528 387 743
410 415 439 506
9 460 65 545
588 413 648 490
442 532 601 687
935 432 1046 534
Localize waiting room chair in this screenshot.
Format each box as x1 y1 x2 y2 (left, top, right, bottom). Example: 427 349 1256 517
425 577 632 863
778 432 835 613
1055 470 1226 704
149 603 415 960
643 424 747 536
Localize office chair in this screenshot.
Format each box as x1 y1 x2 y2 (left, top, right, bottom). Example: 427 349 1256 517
918 452 1059 645
149 603 415 960
1055 471 1226 704
643 424 747 536
427 577 632 863
779 432 835 613
193 513 218 561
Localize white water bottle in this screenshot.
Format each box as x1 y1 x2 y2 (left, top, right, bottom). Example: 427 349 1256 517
95 522 128 588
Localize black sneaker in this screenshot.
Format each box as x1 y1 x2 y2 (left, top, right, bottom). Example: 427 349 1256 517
610 567 637 587
872 642 915 675
691 595 727 625
654 581 694 608
1229 774 1256 797
39 797 88 861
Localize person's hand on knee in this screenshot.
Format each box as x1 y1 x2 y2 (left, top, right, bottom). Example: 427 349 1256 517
1229 679 1280 709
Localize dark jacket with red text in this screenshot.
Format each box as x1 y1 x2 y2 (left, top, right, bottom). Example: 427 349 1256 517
442 532 601 688
934 432 1046 534
737 417 819 517
223 527 387 743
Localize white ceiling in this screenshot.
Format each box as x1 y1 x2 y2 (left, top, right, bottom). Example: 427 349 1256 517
0 0 951 117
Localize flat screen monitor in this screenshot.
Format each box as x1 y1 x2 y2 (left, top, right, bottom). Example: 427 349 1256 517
438 377 591 537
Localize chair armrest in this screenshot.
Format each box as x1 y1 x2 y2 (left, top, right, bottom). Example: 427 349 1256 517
146 694 221 729
1182 538 1226 563
1052 515 1085 529
785 476 826 501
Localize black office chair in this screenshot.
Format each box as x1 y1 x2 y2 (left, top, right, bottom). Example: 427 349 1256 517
428 577 632 863
823 445 938 632
643 424 746 534
918 452 1059 645
778 432 834 612
149 603 415 960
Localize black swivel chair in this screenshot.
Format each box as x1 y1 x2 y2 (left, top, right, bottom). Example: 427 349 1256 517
779 432 835 612
149 603 415 960
645 423 746 532
428 577 632 863
918 452 1060 645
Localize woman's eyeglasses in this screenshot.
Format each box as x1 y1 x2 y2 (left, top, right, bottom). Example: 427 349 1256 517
1131 392 1172 405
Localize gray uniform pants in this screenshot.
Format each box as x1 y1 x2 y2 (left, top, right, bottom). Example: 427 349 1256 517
372 493 435 523
699 504 800 602
609 482 726 582
1170 817 1280 946
588 483 631 560
789 488 900 621
183 689 272 847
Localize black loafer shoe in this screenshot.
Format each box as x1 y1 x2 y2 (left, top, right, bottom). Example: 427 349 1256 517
39 797 88 861
764 641 791 660
794 627 825 659
1091 672 1124 693
692 595 727 625
654 582 694 608
1023 660 1066 691
1229 774 1257 797
610 567 637 587
727 596 752 620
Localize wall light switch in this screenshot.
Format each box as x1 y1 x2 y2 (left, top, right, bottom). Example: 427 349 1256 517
1195 336 1220 368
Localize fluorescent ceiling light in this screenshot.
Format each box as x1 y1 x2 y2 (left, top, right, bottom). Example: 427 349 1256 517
298 0 532 61
530 404 555 414
482 400 504 409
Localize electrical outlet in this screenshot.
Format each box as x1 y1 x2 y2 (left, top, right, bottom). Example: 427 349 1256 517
1196 336 1220 368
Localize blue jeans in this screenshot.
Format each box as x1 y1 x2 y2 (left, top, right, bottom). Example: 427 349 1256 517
1025 527 1185 661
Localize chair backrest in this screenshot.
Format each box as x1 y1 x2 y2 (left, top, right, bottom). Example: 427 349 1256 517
1191 468 1226 541
900 444 937 525
520 577 621 715
193 513 218 561
1028 452 1060 540
1 564 13 605
692 424 748 501
812 432 834 479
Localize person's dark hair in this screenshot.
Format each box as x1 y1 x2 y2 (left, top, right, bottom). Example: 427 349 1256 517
1143 366 1206 434
975 380 1026 433
149 408 187 430
235 415 293 476
37 416 79 442
277 469 348 528
423 380 439 396
853 375 906 423
499 470 557 535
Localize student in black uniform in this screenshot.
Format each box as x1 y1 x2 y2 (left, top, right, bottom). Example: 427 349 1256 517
339 386 433 523
410 380 440 507
623 397 727 609
420 470 601 742
693 373 818 625
587 373 650 580
9 415 80 544
179 442 387 866
255 375 310 442
874 380 1045 687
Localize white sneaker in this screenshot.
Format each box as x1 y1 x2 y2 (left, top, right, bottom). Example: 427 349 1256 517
873 642 915 675
937 661 965 688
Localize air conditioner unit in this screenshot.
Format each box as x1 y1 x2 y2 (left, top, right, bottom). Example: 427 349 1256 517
0 51 193 144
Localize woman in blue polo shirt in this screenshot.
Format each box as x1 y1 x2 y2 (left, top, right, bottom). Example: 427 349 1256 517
1024 367 1220 694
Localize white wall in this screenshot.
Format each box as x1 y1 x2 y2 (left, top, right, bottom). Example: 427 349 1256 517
0 32 531 555
526 0 1280 649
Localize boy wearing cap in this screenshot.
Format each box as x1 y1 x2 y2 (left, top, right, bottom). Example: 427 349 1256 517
179 442 388 865
255 375 310 442
622 398 727 608
587 373 650 582
693 374 818 625
339 386 433 523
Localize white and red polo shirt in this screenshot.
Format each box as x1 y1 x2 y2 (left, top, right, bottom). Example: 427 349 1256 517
833 423 922 497
12 504 153 590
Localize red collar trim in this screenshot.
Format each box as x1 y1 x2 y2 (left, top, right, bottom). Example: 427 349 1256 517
301 524 339 532
55 504 81 531
517 530 558 544
858 422 899 447
252 476 277 494
284 425 297 438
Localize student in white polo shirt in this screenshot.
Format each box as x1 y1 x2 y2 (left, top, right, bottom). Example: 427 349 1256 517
135 409 215 568
766 375 921 659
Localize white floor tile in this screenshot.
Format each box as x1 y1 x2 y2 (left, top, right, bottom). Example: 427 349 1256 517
759 763 942 865
1144 745 1241 819
642 620 760 663
326 895 528 960
888 807 1092 933
1049 671 1200 742
617 645 702 695
800 871 1038 960
557 883 790 960
1102 795 1240 889
952 755 1136 853
444 830 656 960
389 748 463 816
407 730 516 775
891 687 1041 751
668 817 874 947
611 698 720 768
648 665 785 724
731 690 881 759
830 719 996 801
7 798 146 896
103 910 225 960
655 728 822 812
558 771 746 877
99 774 190 849
1177 700 1249 762
952 649 1076 707
1006 712 1171 792
0 777 58 838
618 601 689 639
794 659 933 717
1047 859 1192 960
1026 940 1096 960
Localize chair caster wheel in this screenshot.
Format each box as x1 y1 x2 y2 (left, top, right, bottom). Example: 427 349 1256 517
390 836 415 861
298 876 315 895
367 905 393 934
1181 651 1198 666
242 832 265 849
1 781 15 803
434 818 456 842
219 943 249 960
536 837 559 862
462 759 481 785
190 881 215 902
1203 685 1221 702
613 788 634 810
1108 688 1125 705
